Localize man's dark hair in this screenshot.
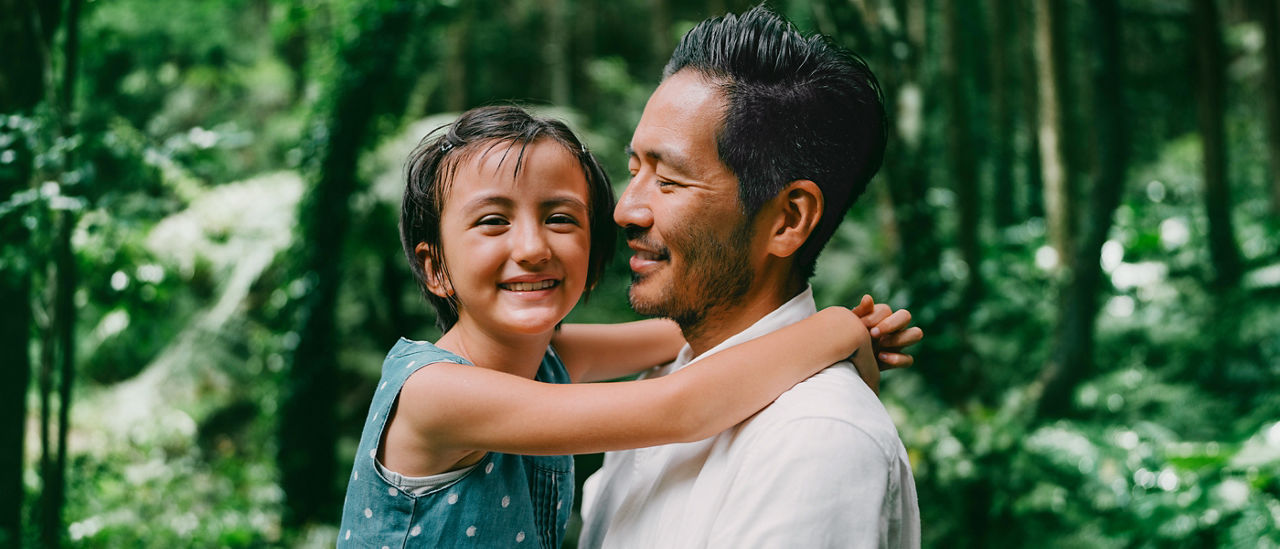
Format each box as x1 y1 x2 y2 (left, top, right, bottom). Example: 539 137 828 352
400 105 616 331
663 4 887 280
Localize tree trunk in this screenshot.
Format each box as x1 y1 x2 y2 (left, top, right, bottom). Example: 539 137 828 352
444 3 474 112
1191 0 1242 287
1034 0 1075 265
541 0 570 105
44 210 76 549
0 270 30 547
575 0 598 110
650 0 672 78
279 0 426 528
278 2 310 101
942 0 983 306
40 0 84 545
1035 0 1129 421
988 0 1017 228
1259 0 1280 214
1019 1 1043 220
0 0 51 541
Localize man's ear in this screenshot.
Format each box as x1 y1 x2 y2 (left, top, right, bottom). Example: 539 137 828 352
414 242 454 298
763 180 823 259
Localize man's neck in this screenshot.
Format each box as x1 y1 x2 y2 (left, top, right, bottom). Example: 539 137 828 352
682 280 806 357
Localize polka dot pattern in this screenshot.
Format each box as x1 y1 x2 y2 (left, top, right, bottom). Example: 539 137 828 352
341 341 574 547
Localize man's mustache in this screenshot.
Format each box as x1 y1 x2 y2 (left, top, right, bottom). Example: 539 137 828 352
622 226 669 258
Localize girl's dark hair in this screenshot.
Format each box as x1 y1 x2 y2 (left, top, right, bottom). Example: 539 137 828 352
400 106 616 331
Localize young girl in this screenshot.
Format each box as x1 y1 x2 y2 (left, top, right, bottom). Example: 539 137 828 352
338 106 898 548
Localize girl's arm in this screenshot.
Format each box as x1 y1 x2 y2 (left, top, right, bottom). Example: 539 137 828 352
553 319 685 383
556 295 926 384
401 307 871 457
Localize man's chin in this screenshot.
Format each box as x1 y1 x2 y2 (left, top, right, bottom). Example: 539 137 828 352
626 281 668 318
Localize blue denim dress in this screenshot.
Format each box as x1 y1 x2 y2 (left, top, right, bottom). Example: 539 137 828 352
338 338 574 548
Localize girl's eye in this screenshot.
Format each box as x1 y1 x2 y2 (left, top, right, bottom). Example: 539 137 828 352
547 213 579 225
477 215 508 226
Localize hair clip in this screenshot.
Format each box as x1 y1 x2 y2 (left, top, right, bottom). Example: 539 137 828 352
440 141 454 152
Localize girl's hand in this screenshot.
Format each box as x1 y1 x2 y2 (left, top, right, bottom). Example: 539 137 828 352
851 295 924 371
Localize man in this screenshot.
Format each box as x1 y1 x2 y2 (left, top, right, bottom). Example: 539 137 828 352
578 6 920 548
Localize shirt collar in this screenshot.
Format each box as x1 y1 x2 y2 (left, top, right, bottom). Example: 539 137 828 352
672 286 818 370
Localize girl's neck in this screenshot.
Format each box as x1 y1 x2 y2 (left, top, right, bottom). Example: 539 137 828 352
435 320 552 380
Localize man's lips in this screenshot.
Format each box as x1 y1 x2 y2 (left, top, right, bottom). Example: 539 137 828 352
627 240 669 273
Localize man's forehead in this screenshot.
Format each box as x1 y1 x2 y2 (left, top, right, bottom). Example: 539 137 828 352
627 143 699 176
629 73 728 171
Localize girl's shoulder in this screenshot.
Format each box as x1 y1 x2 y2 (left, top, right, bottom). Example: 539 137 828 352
386 337 471 366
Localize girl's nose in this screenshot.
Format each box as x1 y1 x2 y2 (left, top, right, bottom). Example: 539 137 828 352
512 224 552 266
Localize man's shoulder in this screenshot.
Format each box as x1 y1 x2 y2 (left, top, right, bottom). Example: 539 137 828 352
739 362 905 460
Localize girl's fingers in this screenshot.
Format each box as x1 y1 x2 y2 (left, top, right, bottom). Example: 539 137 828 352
871 309 912 338
851 294 875 317
863 303 892 330
876 327 923 349
876 352 914 370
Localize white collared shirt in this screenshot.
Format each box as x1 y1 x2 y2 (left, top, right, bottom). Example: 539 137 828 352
578 287 920 548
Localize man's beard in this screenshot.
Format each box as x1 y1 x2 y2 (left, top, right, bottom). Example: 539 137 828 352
627 218 754 333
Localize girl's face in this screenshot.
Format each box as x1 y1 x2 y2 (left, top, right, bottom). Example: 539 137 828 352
432 139 592 337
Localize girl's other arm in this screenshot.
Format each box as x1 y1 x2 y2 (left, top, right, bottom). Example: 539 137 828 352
553 319 685 383
404 307 869 457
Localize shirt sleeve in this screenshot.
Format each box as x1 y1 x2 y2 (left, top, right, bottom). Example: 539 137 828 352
706 417 893 549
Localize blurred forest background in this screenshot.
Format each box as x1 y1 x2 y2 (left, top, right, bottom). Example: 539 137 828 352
2 0 1279 547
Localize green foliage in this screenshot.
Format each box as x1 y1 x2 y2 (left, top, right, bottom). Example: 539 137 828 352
9 0 1280 547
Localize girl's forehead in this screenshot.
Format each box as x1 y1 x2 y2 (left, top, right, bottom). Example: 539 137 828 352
446 139 590 202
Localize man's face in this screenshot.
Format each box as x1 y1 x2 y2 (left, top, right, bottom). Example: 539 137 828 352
616 70 756 327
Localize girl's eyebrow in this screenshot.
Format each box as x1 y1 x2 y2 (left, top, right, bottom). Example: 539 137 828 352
543 196 588 210
461 195 514 211
462 195 587 211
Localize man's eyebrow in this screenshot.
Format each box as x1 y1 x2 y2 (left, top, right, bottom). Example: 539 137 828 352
624 145 697 178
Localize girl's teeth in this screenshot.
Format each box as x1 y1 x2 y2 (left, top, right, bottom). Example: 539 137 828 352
504 280 556 291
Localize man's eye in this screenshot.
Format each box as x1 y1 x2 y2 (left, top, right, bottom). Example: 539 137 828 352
657 179 679 188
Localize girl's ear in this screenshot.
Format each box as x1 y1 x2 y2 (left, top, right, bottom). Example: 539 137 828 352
415 242 455 298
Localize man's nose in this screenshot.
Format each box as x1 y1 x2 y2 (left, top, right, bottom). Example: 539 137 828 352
614 176 654 230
